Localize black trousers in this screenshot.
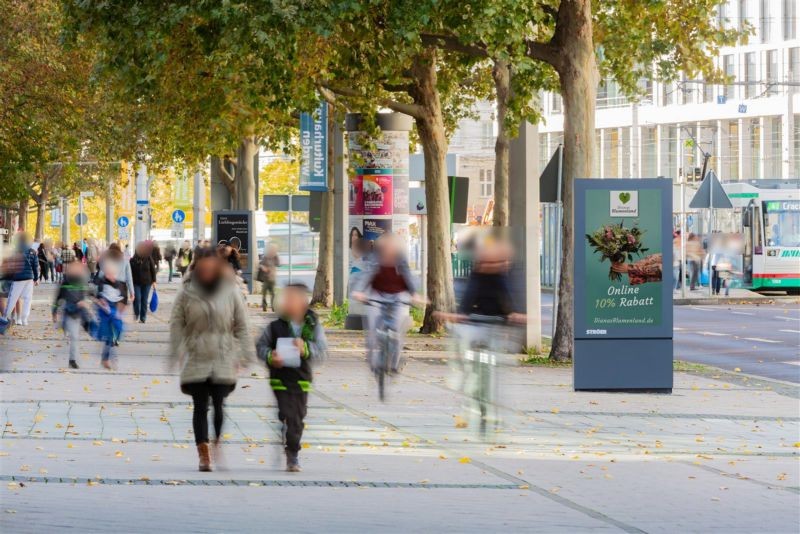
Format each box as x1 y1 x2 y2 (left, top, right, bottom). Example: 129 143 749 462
182 380 235 445
274 391 308 455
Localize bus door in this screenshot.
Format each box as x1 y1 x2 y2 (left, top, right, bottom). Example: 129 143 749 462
741 200 758 284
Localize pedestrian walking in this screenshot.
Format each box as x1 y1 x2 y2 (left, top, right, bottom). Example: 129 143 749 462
72 242 84 263
53 244 63 283
37 243 49 282
164 243 176 282
1 233 39 328
258 243 280 312
151 242 162 273
52 249 91 369
217 240 241 273
130 242 157 323
168 247 253 472
94 262 128 369
99 243 134 322
86 239 99 279
45 242 56 282
686 233 703 291
177 240 192 277
672 231 682 290
256 283 327 472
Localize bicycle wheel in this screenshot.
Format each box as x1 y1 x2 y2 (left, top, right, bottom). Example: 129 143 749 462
377 330 388 401
378 366 385 401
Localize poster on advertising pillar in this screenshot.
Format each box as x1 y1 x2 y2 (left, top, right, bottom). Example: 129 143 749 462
573 178 673 392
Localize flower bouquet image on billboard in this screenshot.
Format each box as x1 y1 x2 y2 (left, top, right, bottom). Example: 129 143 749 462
582 187 665 328
585 223 662 284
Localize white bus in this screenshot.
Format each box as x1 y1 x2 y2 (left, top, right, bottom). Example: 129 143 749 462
726 181 800 293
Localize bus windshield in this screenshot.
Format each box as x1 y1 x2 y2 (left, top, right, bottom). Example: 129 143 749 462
764 201 800 247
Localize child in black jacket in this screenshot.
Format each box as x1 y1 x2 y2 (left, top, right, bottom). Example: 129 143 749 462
255 283 327 472
52 253 92 369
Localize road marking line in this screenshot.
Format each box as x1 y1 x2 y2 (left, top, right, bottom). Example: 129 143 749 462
731 311 754 316
781 361 800 366
742 337 781 344
698 331 729 336
779 329 800 334
774 316 799 321
673 327 686 331
691 306 714 311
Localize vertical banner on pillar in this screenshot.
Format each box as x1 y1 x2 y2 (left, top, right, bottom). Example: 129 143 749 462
50 207 62 227
119 161 136 215
174 171 192 210
299 102 328 192
573 178 673 391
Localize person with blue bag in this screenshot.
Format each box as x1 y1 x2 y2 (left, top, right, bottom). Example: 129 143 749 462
93 262 128 370
149 286 159 313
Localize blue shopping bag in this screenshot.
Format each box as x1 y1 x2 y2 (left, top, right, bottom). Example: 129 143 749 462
149 289 159 313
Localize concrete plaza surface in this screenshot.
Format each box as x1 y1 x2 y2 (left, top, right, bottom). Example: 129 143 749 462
1 284 799 533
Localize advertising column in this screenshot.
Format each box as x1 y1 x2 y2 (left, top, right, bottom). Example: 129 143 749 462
344 112 413 328
573 178 673 391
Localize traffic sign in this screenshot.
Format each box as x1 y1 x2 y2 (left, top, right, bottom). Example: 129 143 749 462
75 213 88 226
117 216 130 228
119 226 130 241
170 221 185 239
171 209 186 223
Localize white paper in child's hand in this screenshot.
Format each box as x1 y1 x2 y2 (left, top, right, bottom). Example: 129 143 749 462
276 338 301 368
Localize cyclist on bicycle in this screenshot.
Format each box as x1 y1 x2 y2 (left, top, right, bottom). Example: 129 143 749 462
439 236 523 324
352 233 425 373
438 236 524 430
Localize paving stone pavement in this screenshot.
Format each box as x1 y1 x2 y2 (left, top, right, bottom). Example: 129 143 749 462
1 282 799 533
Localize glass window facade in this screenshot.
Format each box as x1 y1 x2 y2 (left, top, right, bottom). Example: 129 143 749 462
721 120 740 181
789 48 800 94
764 116 782 178
765 49 779 95
785 0 797 39
745 118 761 179
662 125 678 179
793 115 800 178
641 127 658 177
538 134 549 175
744 52 758 98
723 55 736 100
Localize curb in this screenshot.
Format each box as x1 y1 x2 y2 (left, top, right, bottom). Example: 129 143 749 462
673 296 799 305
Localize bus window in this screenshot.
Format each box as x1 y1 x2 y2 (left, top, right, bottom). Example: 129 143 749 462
764 202 800 247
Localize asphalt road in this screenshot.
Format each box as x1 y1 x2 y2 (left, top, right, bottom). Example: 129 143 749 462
541 293 800 383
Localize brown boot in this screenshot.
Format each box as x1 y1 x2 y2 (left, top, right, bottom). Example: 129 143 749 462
197 443 212 472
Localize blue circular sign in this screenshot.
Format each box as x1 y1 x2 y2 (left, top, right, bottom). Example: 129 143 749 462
171 209 186 223
74 213 88 226
117 216 130 228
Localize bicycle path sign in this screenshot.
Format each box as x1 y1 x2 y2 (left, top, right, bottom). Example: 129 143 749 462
117 216 130 228
171 209 186 223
